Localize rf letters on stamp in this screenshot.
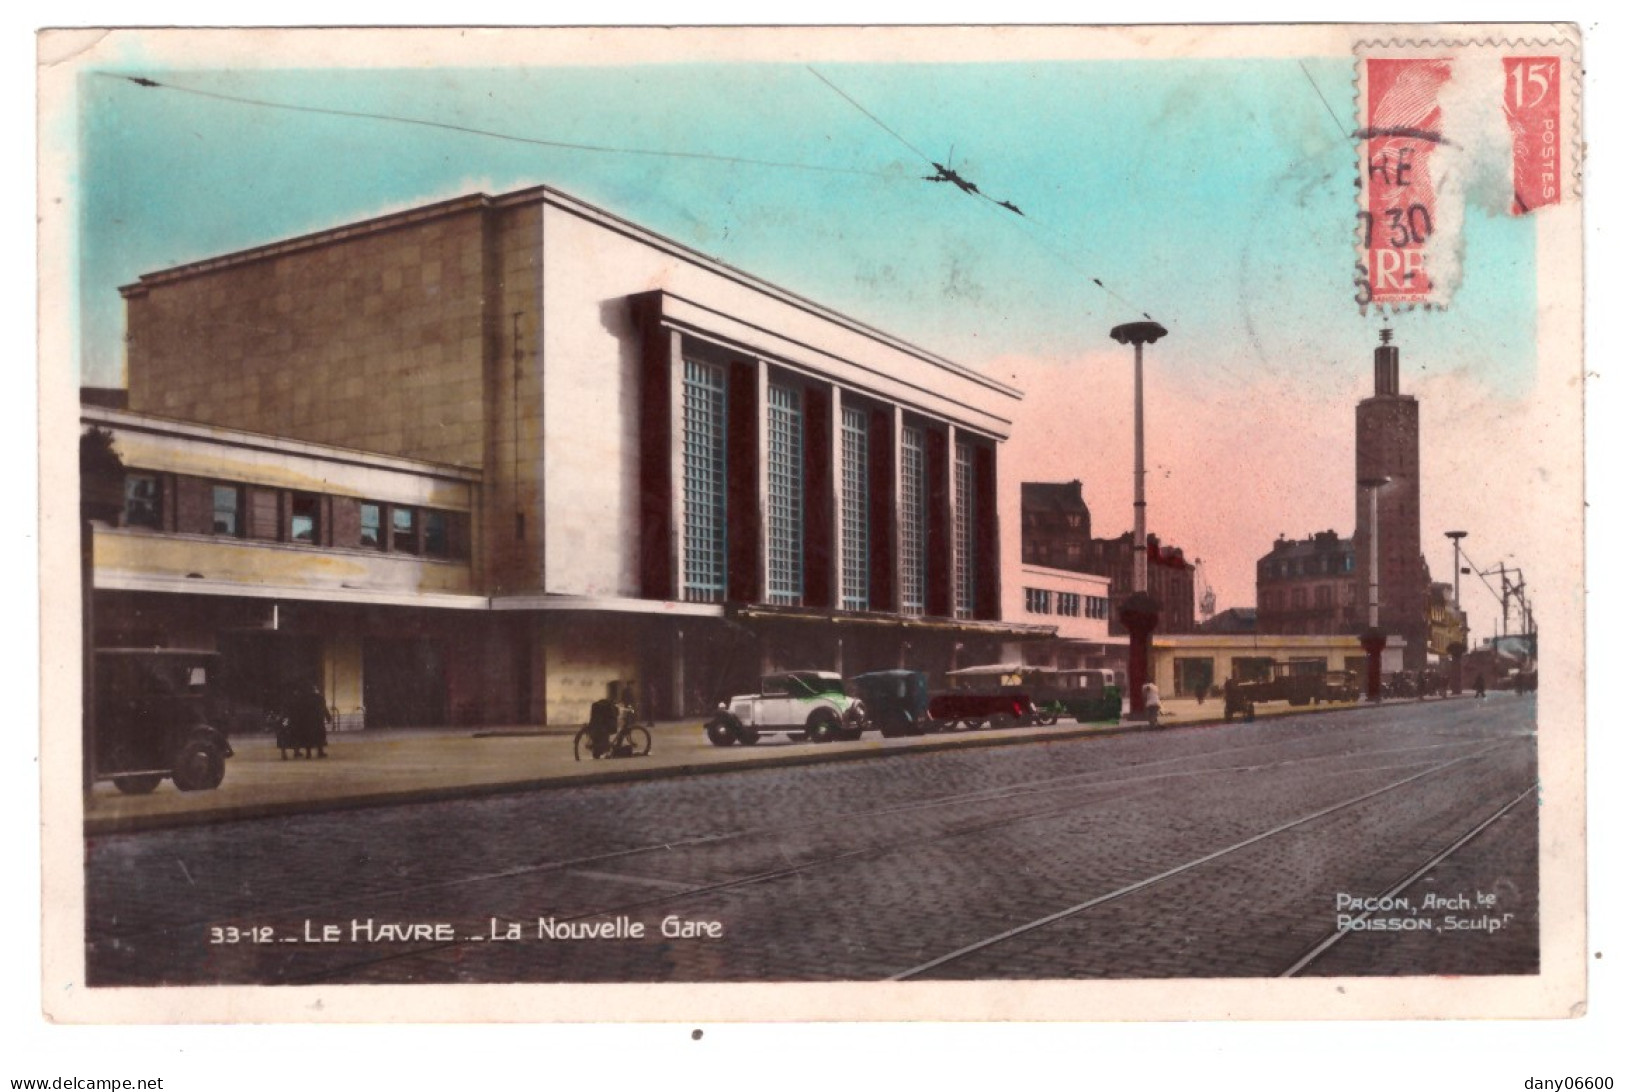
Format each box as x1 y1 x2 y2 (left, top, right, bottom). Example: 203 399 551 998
36 23 1585 1022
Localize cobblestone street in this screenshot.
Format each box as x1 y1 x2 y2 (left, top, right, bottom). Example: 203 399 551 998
84 694 1539 985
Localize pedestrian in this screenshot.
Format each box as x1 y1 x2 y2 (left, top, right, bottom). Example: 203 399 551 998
587 688 620 759
287 683 331 759
1142 681 1162 729
1474 672 1487 699
1195 681 1209 705
617 681 640 752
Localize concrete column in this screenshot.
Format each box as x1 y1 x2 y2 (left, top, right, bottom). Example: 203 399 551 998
321 635 365 731
755 358 770 603
672 626 686 718
830 386 847 610
944 423 960 619
888 404 906 612
668 328 686 600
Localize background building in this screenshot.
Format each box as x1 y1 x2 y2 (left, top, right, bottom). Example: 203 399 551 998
1018 480 1198 639
1151 633 1366 699
1020 480 1092 572
1092 531 1198 636
1200 606 1257 634
1354 331 1431 670
1255 530 1359 636
1428 581 1469 659
1001 563 1121 673
96 184 1043 726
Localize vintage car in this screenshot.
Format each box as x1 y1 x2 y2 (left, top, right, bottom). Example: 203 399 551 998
93 648 234 794
929 666 1041 730
1223 659 1336 720
935 664 1119 727
926 689 1037 731
1321 669 1363 702
849 670 931 737
706 670 867 746
1027 667 1122 723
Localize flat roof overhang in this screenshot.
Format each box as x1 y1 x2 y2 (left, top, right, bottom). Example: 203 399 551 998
490 594 724 618
94 571 492 611
727 603 1056 640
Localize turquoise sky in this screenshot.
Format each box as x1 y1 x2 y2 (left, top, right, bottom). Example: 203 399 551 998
68 54 1545 620
76 59 1534 389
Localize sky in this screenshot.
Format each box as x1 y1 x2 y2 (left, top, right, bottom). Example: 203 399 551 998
62 35 1556 635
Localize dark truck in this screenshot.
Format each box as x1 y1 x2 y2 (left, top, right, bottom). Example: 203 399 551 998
93 648 234 793
1223 660 1340 721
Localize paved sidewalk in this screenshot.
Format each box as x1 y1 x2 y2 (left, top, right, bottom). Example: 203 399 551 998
83 691 1461 834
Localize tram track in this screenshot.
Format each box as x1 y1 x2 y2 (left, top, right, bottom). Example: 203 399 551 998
268 736 1524 984
887 740 1523 979
84 700 1537 985
89 722 1505 950
1279 785 1536 977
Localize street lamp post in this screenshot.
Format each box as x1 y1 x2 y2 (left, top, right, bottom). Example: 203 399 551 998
1445 530 1468 694
1110 320 1168 716
1358 475 1391 702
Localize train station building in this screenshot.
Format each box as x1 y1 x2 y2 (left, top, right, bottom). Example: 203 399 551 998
86 185 1047 727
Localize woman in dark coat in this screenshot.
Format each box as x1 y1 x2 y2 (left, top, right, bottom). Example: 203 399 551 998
287 684 331 759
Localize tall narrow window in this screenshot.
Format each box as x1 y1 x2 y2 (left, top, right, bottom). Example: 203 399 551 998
392 506 419 554
290 493 320 544
899 425 927 615
124 473 161 529
953 441 975 619
359 503 382 549
211 485 240 537
839 405 869 611
682 358 727 603
766 381 804 606
424 511 449 557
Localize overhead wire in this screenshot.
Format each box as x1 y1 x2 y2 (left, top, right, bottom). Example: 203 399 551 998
1298 60 1351 144
107 66 1164 326
805 65 1162 324
99 71 892 180
804 66 935 166
1457 545 1532 623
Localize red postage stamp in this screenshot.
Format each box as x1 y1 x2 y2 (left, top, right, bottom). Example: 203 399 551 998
1357 39 1578 308
1505 56 1564 214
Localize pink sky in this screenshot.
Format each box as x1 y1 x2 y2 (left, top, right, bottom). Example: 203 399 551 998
994 341 1550 642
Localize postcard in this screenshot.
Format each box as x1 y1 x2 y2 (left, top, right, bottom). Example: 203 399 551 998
37 23 1585 1023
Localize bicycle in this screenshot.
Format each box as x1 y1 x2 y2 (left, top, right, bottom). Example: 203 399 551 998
573 710 652 761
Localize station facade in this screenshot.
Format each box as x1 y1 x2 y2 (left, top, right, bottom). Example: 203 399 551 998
93 185 1043 726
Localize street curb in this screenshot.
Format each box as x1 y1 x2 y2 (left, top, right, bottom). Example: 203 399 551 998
83 694 1456 837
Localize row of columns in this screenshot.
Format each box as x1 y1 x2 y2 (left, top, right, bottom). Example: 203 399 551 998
658 327 994 619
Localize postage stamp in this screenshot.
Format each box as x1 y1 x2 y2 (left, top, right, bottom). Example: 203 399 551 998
35 23 1586 1027
1355 35 1580 308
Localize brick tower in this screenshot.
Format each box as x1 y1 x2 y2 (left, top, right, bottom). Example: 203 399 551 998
1354 330 1429 671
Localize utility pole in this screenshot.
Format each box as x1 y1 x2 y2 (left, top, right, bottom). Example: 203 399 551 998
1445 530 1468 694
1358 476 1392 702
1109 320 1168 717
1486 562 1524 638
